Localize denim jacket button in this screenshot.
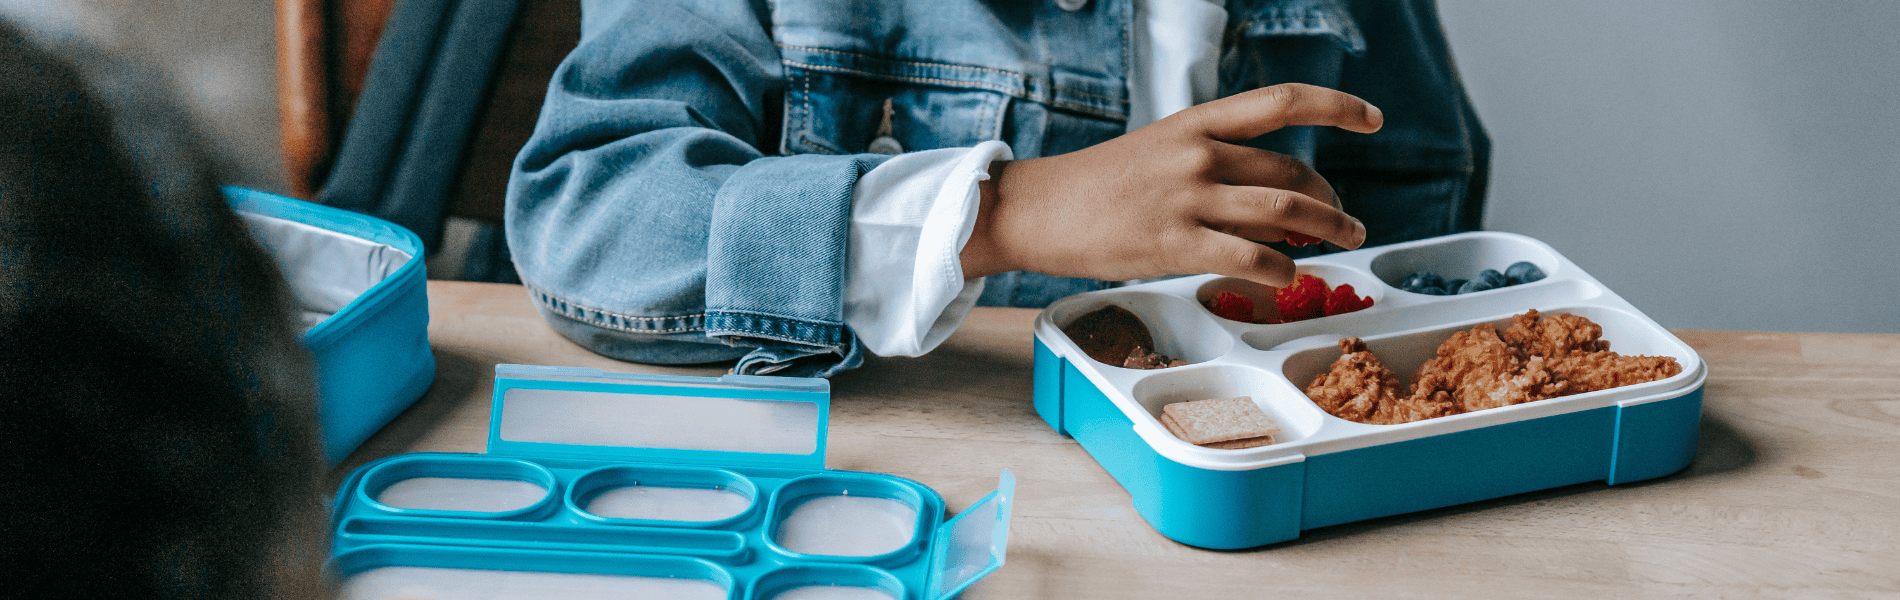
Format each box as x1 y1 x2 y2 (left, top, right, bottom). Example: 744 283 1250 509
1055 0 1088 11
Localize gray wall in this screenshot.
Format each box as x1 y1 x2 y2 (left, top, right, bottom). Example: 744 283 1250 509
1438 1 1900 333
8 1 1896 333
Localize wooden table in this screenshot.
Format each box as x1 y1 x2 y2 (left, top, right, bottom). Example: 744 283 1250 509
336 281 1900 598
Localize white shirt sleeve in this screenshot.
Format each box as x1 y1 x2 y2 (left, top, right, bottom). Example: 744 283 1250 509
843 0 1226 358
843 141 1012 357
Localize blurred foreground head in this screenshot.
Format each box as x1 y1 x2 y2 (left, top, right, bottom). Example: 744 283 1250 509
0 19 331 600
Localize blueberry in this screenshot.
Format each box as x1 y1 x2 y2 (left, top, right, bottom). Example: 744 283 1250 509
1477 269 1508 288
1505 261 1546 285
1399 271 1445 293
1446 278 1468 294
1418 286 1448 296
1457 278 1497 294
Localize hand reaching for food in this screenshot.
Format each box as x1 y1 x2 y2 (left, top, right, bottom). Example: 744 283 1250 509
960 84 1381 287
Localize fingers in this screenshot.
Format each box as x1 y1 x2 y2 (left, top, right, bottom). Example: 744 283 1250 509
1185 83 1383 143
1199 186 1366 249
1210 143 1340 210
1181 229 1299 287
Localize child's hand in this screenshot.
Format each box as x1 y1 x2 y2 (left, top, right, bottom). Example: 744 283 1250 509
962 83 1382 287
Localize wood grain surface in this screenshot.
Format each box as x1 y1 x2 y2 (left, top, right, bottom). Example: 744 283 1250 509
333 281 1900 598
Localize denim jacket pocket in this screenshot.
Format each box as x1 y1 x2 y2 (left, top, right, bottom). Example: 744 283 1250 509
778 44 1013 156
1228 0 1365 54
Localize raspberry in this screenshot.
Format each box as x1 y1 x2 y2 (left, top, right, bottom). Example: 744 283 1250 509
1205 292 1255 322
1323 283 1375 316
1274 274 1328 322
1284 232 1322 247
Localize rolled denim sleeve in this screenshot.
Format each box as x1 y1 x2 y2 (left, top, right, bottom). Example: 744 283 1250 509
507 0 893 377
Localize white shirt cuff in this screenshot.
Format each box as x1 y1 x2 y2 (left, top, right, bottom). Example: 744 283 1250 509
844 140 1013 357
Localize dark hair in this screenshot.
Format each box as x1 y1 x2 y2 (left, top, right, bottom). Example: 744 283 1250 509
0 20 331 599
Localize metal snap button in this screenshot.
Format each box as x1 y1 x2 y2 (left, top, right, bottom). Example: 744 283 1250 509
1055 0 1088 11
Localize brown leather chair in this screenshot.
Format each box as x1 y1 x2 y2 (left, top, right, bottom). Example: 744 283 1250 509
274 0 578 239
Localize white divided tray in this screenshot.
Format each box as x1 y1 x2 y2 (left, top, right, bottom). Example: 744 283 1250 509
1030 231 1707 549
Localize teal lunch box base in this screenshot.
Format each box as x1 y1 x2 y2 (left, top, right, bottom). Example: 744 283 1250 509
1036 340 1703 549
226 187 434 463
1029 232 1708 550
327 365 1015 600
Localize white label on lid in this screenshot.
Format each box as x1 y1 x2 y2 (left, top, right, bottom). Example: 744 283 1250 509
499 389 819 455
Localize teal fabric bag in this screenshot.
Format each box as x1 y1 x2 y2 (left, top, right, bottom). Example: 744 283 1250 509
228 186 434 463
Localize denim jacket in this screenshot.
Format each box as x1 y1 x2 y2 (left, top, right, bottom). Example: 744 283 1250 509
507 0 1488 377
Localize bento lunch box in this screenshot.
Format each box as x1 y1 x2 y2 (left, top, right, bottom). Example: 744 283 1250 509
1031 231 1707 549
227 187 434 463
328 364 1016 600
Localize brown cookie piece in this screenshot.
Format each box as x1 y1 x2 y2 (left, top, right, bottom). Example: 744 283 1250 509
1063 305 1157 366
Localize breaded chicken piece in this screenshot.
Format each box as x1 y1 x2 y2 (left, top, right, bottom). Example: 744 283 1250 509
1409 324 1566 412
1503 309 1610 357
1305 338 1405 422
1547 351 1682 394
1366 388 1456 425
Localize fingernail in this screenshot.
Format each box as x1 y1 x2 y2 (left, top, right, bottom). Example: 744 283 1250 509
1351 218 1366 247
1365 103 1384 126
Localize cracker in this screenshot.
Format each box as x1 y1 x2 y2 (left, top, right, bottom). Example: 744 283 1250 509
1201 435 1275 450
1159 396 1281 445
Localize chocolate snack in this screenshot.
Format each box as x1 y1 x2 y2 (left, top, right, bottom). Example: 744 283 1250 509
1063 305 1157 366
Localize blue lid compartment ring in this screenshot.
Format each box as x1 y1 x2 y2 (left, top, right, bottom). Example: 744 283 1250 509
765 473 937 565
332 545 736 599
566 464 759 528
749 565 906 600
358 456 557 519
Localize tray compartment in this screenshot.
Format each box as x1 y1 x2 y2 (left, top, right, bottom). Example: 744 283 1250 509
766 474 932 563
1192 264 1385 324
568 464 757 527
1046 291 1231 368
333 545 735 599
1368 233 1563 294
1281 304 1699 417
1127 364 1323 447
749 565 904 600
359 456 556 518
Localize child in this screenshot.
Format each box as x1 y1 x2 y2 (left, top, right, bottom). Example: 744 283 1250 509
508 0 1487 377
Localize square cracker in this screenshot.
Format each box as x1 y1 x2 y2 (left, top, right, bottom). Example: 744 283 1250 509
1160 396 1281 445
1158 413 1275 449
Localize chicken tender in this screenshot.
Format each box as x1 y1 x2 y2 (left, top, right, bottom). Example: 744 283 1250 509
1503 309 1609 357
1304 338 1405 423
1548 351 1682 395
1410 324 1566 412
